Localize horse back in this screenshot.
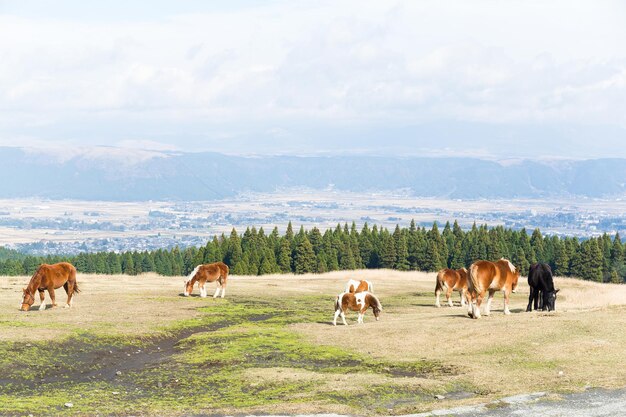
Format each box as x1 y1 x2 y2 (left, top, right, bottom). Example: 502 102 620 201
37 262 76 288
198 262 228 282
528 262 554 291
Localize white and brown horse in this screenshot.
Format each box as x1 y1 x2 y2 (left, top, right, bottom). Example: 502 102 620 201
466 258 519 319
184 262 229 298
344 279 373 294
434 268 468 307
20 262 79 311
333 291 382 325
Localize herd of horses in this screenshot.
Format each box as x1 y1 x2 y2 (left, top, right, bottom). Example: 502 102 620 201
18 258 557 323
435 259 559 318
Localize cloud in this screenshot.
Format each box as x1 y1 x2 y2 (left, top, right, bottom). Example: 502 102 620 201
0 0 625 154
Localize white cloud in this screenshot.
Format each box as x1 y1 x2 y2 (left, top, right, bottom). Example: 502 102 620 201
0 0 625 153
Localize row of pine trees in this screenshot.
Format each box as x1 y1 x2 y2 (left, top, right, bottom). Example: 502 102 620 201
1 221 624 283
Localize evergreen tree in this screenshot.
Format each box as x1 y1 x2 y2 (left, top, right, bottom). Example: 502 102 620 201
380 232 396 269
277 239 292 273
294 236 316 274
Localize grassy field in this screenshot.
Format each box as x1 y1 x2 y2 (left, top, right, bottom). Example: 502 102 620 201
1 270 625 416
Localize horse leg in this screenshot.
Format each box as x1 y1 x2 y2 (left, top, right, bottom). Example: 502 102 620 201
538 291 544 311
467 292 475 318
333 308 341 326
435 288 441 308
446 287 454 307
64 281 74 308
213 284 221 298
527 287 534 312
341 310 348 326
460 290 467 307
473 292 484 319
485 290 495 316
220 284 226 298
38 289 46 311
48 286 57 308
504 289 511 315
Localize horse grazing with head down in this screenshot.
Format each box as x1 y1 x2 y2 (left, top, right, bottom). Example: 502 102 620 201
344 279 373 293
527 263 559 312
333 291 382 326
435 268 468 307
184 262 229 298
20 262 79 311
466 258 519 319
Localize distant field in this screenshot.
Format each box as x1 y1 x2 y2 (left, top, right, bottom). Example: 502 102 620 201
1 270 625 416
1 193 625 253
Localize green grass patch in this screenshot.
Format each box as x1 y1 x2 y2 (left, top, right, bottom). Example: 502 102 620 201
1 295 464 416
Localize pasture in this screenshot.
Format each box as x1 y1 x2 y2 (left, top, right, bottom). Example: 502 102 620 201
1 270 625 416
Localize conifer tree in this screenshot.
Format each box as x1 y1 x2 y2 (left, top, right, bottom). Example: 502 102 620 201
294 235 316 274
277 239 292 273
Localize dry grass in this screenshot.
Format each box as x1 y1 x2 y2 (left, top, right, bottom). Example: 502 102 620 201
2 269 625 406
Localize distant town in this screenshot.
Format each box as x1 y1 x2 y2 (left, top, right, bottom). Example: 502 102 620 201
0 190 624 256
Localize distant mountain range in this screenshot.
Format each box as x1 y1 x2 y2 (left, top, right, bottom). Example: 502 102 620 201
1 146 625 200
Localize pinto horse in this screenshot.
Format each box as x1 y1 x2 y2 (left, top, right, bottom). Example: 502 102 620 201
333 291 382 325
344 279 373 293
20 262 79 311
466 258 519 319
184 262 229 298
434 268 468 307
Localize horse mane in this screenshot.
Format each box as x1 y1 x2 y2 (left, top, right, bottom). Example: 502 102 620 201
187 265 202 283
501 258 516 273
26 266 43 292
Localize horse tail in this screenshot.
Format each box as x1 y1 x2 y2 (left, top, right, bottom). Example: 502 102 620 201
219 262 229 284
334 294 341 312
468 263 481 295
69 265 80 293
368 280 374 293
368 292 383 312
435 270 446 292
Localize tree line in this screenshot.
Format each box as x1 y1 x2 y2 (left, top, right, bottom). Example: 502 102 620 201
0 221 623 283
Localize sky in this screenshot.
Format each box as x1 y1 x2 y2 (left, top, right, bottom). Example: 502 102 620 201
0 0 625 159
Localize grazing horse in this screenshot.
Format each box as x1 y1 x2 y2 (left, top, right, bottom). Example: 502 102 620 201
333 291 382 326
527 263 559 312
184 262 229 298
20 262 79 311
466 258 519 319
434 268 468 307
344 279 373 293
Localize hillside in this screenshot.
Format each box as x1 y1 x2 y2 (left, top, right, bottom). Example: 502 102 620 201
1 147 626 200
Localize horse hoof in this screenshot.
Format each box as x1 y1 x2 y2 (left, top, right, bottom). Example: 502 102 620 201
39 305 46 311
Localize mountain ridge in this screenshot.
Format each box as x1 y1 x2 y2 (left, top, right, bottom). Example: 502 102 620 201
1 146 624 201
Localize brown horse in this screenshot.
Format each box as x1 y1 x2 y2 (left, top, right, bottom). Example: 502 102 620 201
20 262 79 311
184 262 229 298
435 268 468 307
344 279 373 293
466 258 519 319
333 291 382 325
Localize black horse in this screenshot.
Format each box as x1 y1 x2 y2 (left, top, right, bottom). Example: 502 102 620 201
527 263 559 312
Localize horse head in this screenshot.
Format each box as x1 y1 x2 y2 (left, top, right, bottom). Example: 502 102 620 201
368 293 382 321
20 288 34 311
543 288 559 311
183 279 193 297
